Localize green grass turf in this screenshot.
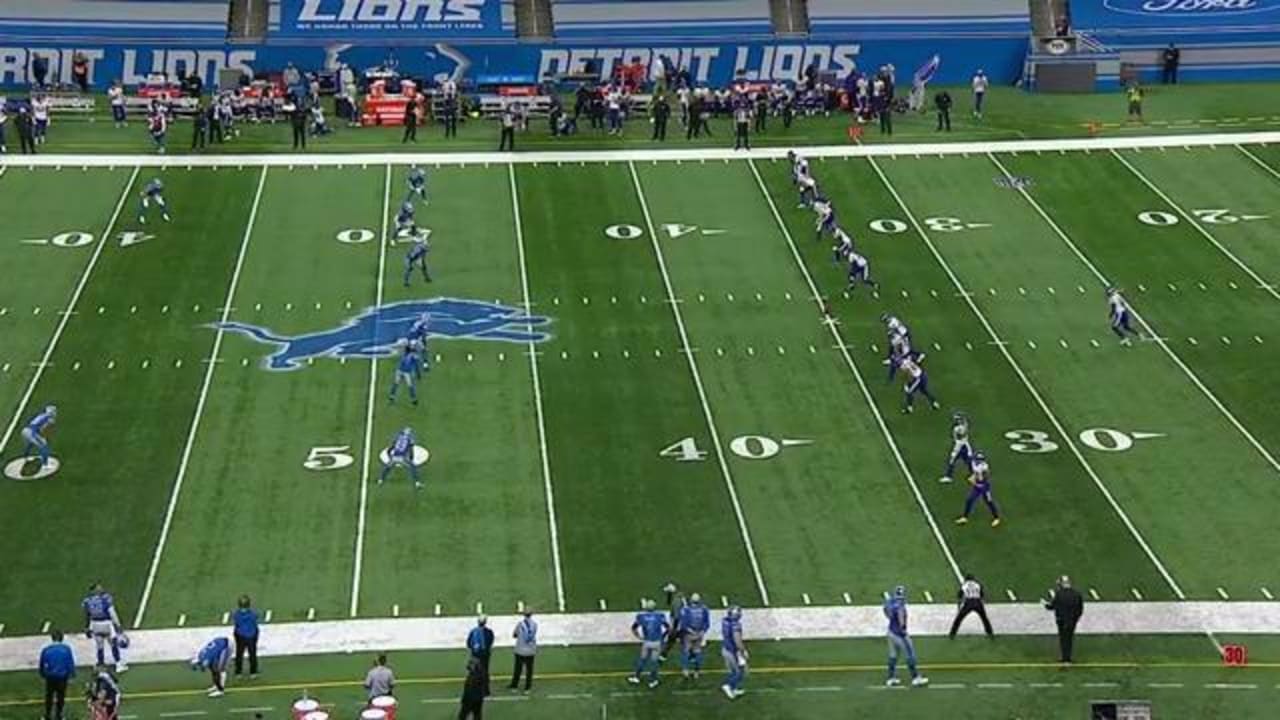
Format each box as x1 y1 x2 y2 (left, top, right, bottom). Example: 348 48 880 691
3 143 1280 718
2 636 1274 720
13 83 1280 156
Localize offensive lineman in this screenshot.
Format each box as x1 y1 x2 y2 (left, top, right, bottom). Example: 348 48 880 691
831 225 855 265
137 178 171 224
940 412 973 483
814 196 837 241
845 250 879 293
900 355 940 413
388 343 424 406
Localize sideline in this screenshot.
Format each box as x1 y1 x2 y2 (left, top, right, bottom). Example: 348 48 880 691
3 602 1278 672
0 132 1276 169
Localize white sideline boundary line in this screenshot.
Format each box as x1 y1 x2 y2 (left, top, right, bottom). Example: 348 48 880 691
134 166 269 628
866 159 1208 614
746 159 963 584
4 601 1275 671
627 160 770 606
1235 143 1280 182
1 132 1277 170
350 164 393 618
0 167 138 459
1110 149 1280 304
508 163 567 613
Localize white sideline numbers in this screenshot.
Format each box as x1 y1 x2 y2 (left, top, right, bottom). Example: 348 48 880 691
659 437 708 462
337 228 375 244
868 219 908 234
304 445 355 471
3 456 60 481
869 217 985 234
729 435 781 460
1006 427 1156 454
605 224 644 240
51 231 94 248
1004 429 1059 454
660 434 801 461
1138 209 1266 226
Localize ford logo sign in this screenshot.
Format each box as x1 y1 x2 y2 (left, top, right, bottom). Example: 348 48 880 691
1103 0 1280 15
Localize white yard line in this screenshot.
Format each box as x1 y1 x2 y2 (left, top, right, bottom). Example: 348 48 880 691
746 159 962 583
3 601 1276 671
868 157 1197 603
989 152 1280 478
0 166 138 457
1110 149 1280 303
133 166 269 628
508 163 567 612
2 132 1278 170
627 160 770 606
350 164 393 618
1235 143 1280 182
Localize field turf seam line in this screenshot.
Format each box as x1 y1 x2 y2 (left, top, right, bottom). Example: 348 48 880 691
746 158 963 584
992 152 1280 478
508 163 567 613
0 166 139 464
868 157 1222 644
350 164 393 618
1110 149 1280 303
3 132 1280 170
1236 144 1280 182
627 160 770 607
133 166 269 629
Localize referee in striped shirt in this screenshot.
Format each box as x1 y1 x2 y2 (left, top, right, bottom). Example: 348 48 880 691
948 573 994 638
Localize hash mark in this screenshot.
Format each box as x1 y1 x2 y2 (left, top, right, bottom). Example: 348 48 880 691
1131 588 1143 600
392 604 400 617
598 599 607 610
923 591 934 602
802 593 811 605
307 607 316 620
1216 587 1230 600
1188 337 1198 346
177 613 186 626
1089 588 1100 600
434 604 442 616
1059 339 1068 349
1090 339 1100 348
1262 587 1274 600
221 612 230 624
1047 287 1055 295
40 620 51 633
1027 340 1037 349
263 609 272 623
1005 589 1017 602
842 592 852 604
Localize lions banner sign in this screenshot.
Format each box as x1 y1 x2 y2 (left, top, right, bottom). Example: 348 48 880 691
279 0 505 38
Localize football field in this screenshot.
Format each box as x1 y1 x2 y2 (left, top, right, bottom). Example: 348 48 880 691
2 134 1280 649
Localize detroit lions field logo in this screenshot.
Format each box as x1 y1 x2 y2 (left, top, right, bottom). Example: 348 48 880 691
215 298 551 370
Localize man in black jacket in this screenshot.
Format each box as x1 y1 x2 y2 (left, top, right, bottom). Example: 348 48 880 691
651 94 670 141
458 658 486 719
287 96 307 149
935 90 953 132
1162 43 1181 85
16 107 36 154
402 95 418 143
1044 575 1084 663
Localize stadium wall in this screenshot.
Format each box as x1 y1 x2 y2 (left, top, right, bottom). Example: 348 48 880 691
1070 0 1280 82
0 38 1028 91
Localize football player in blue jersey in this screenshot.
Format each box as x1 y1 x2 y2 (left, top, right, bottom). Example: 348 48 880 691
402 233 431 287
407 312 431 344
956 451 1001 527
1107 287 1140 345
720 605 748 699
191 636 230 697
394 201 419 238
845 251 879 293
83 583 128 672
379 427 422 489
21 404 57 469
884 586 928 687
627 599 669 689
679 593 711 679
137 178 171 224
388 343 423 406
900 355 940 413
940 411 973 483
406 165 428 204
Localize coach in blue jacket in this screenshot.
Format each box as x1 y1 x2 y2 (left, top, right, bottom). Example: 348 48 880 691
232 595 260 678
39 629 76 720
